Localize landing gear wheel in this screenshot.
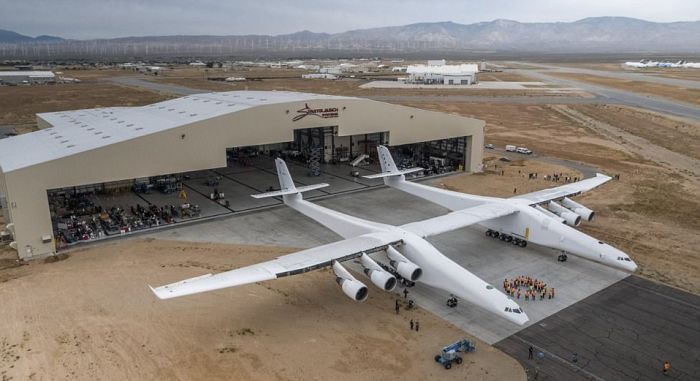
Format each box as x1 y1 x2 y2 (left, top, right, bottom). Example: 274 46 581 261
558 254 568 262
512 238 520 245
499 234 506 241
445 362 452 370
505 235 513 243
519 240 527 248
455 357 463 365
435 355 442 362
492 232 500 239
486 230 493 237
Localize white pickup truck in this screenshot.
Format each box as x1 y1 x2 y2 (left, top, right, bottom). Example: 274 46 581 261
516 147 533 154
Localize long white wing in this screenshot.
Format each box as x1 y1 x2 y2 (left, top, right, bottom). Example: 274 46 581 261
512 173 612 205
400 203 519 238
150 232 402 299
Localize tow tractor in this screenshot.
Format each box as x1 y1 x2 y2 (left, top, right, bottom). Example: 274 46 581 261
434 339 476 369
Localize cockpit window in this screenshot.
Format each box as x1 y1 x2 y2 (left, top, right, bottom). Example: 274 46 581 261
598 241 604 244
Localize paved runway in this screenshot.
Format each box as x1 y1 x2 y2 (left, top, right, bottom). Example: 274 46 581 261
110 76 204 95
496 276 700 381
530 63 700 90
511 68 700 120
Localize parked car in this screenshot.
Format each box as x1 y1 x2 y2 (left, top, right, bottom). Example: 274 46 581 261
516 147 532 154
484 143 495 149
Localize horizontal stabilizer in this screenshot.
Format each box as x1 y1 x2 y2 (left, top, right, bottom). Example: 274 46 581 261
251 183 329 199
362 167 424 179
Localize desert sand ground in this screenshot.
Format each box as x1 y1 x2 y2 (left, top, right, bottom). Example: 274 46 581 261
0 69 172 127
0 239 525 381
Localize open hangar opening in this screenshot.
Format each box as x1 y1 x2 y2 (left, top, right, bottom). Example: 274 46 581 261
0 90 484 260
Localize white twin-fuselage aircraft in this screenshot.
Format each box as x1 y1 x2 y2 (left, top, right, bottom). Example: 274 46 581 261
151 158 529 325
367 146 637 272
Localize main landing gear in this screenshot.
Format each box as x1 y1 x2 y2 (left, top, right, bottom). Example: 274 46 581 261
557 252 568 262
485 230 527 247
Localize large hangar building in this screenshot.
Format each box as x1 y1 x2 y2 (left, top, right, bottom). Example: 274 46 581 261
0 91 484 260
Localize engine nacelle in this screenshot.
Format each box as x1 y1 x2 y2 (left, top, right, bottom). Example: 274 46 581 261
332 261 368 302
548 201 581 226
534 205 565 224
386 246 423 281
364 268 397 291
360 253 397 291
561 197 595 221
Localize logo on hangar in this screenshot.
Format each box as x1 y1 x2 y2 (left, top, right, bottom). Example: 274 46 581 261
292 103 339 122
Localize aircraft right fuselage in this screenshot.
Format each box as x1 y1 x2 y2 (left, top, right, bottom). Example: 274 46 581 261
479 200 637 271
387 177 636 272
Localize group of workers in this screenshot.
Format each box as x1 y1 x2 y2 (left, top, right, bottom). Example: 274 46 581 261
503 276 555 301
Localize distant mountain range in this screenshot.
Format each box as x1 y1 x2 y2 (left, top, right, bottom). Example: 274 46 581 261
0 29 63 43
2 17 699 59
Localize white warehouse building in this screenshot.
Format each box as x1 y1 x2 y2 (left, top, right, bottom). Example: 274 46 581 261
406 63 479 85
0 71 56 85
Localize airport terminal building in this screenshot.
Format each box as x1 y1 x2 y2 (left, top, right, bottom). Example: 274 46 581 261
0 90 485 259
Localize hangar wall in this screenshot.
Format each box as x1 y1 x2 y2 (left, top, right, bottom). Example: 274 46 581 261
1 96 484 259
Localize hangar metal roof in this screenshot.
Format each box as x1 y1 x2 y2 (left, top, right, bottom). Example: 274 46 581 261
0 91 354 173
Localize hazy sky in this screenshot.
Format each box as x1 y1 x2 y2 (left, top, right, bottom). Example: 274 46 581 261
2 0 699 39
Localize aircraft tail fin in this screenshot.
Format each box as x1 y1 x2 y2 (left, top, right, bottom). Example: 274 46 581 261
251 158 329 199
363 146 423 180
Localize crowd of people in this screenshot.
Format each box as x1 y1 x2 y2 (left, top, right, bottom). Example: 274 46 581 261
503 276 555 301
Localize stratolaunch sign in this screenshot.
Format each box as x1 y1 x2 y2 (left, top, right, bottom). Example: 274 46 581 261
293 103 339 121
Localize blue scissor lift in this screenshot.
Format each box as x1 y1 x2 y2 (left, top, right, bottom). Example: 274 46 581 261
434 339 476 369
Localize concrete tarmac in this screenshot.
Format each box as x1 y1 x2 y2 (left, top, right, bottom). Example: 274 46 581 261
496 276 700 381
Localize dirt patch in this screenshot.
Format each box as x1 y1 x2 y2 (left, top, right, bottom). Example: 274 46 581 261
434 158 582 198
0 239 524 381
0 74 172 126
570 104 700 161
549 72 700 106
477 71 535 82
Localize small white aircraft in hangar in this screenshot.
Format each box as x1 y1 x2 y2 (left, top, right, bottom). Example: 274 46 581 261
367 146 637 272
150 158 529 325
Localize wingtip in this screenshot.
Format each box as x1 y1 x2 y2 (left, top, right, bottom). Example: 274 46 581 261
149 284 168 300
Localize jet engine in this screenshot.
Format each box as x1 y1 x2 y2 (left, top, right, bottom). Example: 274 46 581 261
386 246 423 281
534 205 565 224
548 201 581 226
332 261 369 302
561 197 595 222
360 253 397 291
